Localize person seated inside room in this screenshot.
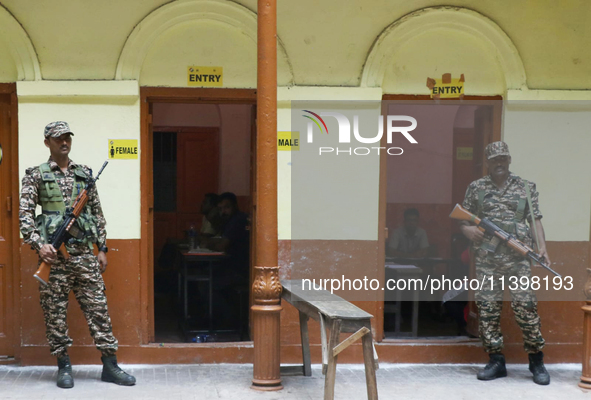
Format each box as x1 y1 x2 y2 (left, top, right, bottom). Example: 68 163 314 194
199 193 223 241
203 192 249 270
387 208 429 258
202 192 250 329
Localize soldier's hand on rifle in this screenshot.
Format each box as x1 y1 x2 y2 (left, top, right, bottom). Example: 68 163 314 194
537 247 551 267
460 225 484 244
39 244 58 264
98 251 108 273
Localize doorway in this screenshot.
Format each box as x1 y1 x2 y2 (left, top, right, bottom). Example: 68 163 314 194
0 84 18 358
140 88 256 345
379 95 502 340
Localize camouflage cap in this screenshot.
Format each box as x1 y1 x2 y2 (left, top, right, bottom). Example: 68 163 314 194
484 141 510 159
44 121 74 138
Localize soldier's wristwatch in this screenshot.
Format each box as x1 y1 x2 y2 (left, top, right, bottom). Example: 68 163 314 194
99 246 108 253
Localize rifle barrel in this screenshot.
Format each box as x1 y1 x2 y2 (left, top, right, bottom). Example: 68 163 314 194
95 161 108 180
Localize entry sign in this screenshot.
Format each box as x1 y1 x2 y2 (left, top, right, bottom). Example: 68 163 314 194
109 139 138 160
427 73 465 99
277 132 299 151
187 66 223 87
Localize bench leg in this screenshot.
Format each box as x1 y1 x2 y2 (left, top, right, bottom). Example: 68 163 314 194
299 311 312 377
373 342 379 371
362 329 379 400
324 319 341 400
320 313 328 375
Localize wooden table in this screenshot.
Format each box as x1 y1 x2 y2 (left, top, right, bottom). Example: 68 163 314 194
281 279 378 400
178 249 227 333
384 264 423 337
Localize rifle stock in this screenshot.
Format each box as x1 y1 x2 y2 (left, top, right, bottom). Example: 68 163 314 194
449 204 481 224
33 245 68 285
33 261 51 285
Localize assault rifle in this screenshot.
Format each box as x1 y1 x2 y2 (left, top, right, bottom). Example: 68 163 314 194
33 161 109 285
449 204 561 278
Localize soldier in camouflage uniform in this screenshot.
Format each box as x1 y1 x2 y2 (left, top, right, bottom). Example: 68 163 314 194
459 141 550 385
19 121 136 388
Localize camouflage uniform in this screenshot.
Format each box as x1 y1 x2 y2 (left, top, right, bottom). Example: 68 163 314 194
462 172 545 354
19 157 118 357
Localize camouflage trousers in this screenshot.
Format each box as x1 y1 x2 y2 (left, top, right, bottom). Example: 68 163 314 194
474 247 545 354
38 252 118 357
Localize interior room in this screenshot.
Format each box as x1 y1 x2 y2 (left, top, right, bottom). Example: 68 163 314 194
383 101 497 339
151 102 255 343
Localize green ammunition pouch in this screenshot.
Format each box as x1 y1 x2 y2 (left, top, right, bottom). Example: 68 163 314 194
476 184 530 254
35 163 98 249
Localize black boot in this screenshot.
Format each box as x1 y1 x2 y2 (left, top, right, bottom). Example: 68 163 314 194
56 355 74 389
529 351 550 385
477 353 507 380
101 355 136 386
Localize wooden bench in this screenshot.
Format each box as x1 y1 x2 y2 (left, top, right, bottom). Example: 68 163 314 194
280 280 379 400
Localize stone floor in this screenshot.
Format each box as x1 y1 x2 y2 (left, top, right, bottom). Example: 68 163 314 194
0 363 587 400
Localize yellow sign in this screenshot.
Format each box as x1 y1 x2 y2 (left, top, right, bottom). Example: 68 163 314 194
108 139 138 160
427 73 465 99
277 132 300 151
456 147 473 160
187 66 223 87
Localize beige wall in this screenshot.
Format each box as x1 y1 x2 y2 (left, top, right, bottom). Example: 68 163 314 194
0 1 589 242
139 20 258 88
0 39 17 82
17 81 141 239
0 1 589 87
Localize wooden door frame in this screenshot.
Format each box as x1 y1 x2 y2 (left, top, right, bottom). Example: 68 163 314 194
140 87 257 343
377 94 502 342
0 83 20 361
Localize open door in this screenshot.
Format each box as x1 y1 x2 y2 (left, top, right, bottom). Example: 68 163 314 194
380 96 501 340
248 105 257 339
143 100 156 342
0 88 16 357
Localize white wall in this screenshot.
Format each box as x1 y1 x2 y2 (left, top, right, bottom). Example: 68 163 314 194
503 101 591 241
278 87 383 241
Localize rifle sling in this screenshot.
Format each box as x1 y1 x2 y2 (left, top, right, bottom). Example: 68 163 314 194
523 180 541 252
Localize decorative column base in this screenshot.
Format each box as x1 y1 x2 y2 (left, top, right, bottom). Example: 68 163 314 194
579 302 591 389
251 266 283 391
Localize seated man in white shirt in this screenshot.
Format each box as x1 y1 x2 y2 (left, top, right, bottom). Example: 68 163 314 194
199 193 222 238
387 208 429 258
